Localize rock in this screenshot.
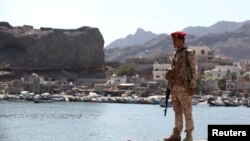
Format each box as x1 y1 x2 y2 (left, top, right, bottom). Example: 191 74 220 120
0 22 12 29
0 22 105 73
0 71 15 79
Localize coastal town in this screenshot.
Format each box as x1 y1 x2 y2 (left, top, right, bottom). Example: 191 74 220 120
0 46 250 107
2 1 250 141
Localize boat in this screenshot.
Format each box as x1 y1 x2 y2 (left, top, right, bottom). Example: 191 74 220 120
193 95 206 103
246 98 250 107
192 99 199 105
222 98 240 107
34 99 54 103
207 99 225 106
247 103 250 107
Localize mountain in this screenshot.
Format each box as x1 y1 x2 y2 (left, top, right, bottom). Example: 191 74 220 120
105 21 250 62
105 34 173 62
183 20 250 36
105 28 157 49
186 23 250 60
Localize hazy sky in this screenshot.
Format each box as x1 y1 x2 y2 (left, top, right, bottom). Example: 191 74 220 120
1 0 250 46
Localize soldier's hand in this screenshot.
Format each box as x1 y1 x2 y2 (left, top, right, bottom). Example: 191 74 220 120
188 88 195 96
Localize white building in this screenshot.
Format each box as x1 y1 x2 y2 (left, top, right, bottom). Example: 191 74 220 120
189 46 214 60
106 74 128 87
106 74 144 87
189 46 232 72
205 64 241 81
152 62 171 81
189 46 215 71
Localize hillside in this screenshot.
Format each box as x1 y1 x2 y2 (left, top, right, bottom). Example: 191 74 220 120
105 28 157 49
183 20 250 36
187 23 250 60
105 21 250 62
105 34 172 62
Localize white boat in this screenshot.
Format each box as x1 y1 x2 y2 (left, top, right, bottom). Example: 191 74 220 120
207 97 225 106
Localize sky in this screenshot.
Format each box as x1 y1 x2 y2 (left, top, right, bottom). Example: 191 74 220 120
1 0 250 47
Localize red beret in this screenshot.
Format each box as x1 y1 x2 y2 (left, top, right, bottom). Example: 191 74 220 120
170 31 186 39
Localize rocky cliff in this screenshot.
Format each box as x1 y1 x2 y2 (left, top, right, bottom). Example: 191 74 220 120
0 22 104 72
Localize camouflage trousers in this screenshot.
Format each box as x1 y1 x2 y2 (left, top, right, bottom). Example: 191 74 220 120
171 85 194 133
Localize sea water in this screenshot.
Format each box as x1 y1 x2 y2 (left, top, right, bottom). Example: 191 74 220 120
0 101 249 141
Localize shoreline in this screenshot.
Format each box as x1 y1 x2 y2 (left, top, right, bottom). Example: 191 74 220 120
0 93 163 105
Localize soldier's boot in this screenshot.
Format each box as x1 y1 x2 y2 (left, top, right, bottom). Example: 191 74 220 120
182 132 193 141
163 130 181 141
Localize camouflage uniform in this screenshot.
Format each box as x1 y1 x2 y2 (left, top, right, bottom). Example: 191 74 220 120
170 47 196 134
164 31 196 141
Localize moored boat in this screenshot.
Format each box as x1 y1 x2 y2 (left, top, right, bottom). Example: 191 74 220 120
222 99 240 107
34 99 54 103
207 99 225 106
246 98 250 107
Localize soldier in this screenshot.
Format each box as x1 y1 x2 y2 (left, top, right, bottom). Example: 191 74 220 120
163 31 196 141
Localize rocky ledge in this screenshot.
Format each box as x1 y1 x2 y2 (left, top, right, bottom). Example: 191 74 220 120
0 22 105 72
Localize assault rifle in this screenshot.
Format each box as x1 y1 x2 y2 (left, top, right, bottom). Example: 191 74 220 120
164 88 171 116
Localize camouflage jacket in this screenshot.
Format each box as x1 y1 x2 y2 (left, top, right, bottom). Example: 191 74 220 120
170 47 196 89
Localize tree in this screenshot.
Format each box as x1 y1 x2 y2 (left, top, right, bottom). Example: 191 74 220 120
218 76 226 90
196 74 206 95
115 64 135 76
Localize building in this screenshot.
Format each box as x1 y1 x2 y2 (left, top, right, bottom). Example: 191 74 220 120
21 73 43 94
189 46 232 72
189 46 215 71
152 62 171 81
225 80 238 92
106 74 145 87
125 57 154 80
8 80 24 94
204 80 219 90
205 64 241 81
238 80 250 92
242 71 250 80
106 74 128 87
239 59 250 71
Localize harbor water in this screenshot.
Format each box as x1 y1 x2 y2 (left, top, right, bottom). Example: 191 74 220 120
0 101 249 141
